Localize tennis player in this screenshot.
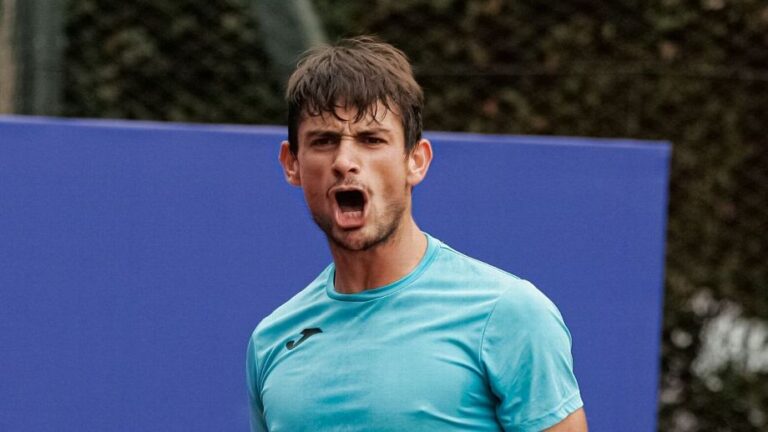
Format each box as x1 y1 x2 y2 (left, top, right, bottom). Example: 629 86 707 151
247 36 587 431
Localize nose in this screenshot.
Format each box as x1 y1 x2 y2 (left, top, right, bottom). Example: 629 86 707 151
331 138 360 177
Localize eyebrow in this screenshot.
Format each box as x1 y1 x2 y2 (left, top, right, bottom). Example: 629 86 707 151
302 127 394 138
356 127 393 135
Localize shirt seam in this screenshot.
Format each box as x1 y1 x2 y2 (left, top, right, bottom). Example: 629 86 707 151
477 284 515 376
252 335 263 396
439 243 524 282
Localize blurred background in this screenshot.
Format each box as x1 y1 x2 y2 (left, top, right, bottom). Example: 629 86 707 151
1 1 766 430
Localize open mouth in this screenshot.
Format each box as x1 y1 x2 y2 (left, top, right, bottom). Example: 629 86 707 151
333 189 366 228
336 190 365 212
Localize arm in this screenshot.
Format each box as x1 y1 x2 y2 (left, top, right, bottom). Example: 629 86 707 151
246 336 268 432
544 408 588 432
481 281 584 432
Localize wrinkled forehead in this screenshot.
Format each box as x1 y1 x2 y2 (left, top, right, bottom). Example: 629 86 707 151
298 101 402 132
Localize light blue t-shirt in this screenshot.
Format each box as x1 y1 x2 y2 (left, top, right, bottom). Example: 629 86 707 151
247 234 582 431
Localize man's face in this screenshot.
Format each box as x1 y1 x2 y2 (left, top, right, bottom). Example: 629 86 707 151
280 103 424 251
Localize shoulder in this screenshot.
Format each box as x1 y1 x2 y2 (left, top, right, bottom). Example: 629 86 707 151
423 236 562 333
426 236 567 342
469 247 573 374
250 264 331 344
247 264 333 391
432 238 549 303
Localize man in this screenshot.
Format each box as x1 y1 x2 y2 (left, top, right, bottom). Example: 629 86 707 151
247 36 587 431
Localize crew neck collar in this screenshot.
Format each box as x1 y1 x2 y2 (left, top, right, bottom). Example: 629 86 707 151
325 233 439 302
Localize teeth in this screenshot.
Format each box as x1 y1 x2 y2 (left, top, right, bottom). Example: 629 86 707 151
336 207 364 228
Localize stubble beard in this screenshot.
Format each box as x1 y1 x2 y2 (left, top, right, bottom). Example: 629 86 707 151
312 200 406 252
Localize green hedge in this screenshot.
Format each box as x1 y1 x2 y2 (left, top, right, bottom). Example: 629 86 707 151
64 0 283 123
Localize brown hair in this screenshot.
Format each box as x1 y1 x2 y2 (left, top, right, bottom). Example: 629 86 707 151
286 36 424 154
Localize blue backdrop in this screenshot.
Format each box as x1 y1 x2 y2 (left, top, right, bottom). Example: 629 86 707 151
0 116 670 431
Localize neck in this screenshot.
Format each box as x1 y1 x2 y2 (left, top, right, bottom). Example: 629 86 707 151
330 216 427 294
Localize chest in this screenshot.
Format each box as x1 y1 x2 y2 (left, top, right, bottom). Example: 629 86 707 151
259 306 499 431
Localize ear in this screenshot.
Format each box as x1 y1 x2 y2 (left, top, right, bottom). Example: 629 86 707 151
406 138 433 187
279 141 302 186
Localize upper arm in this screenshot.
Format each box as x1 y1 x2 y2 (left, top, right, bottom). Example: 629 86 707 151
246 335 268 432
481 282 584 431
544 408 588 431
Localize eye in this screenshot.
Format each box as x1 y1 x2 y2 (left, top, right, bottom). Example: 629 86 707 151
362 136 386 145
311 136 337 147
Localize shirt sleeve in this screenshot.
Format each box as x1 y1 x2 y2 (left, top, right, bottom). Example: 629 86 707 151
246 335 268 432
480 281 583 431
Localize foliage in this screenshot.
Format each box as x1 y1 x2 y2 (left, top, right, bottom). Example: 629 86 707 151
63 0 768 430
64 0 283 124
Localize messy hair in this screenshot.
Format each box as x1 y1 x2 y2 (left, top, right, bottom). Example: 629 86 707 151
286 36 424 154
